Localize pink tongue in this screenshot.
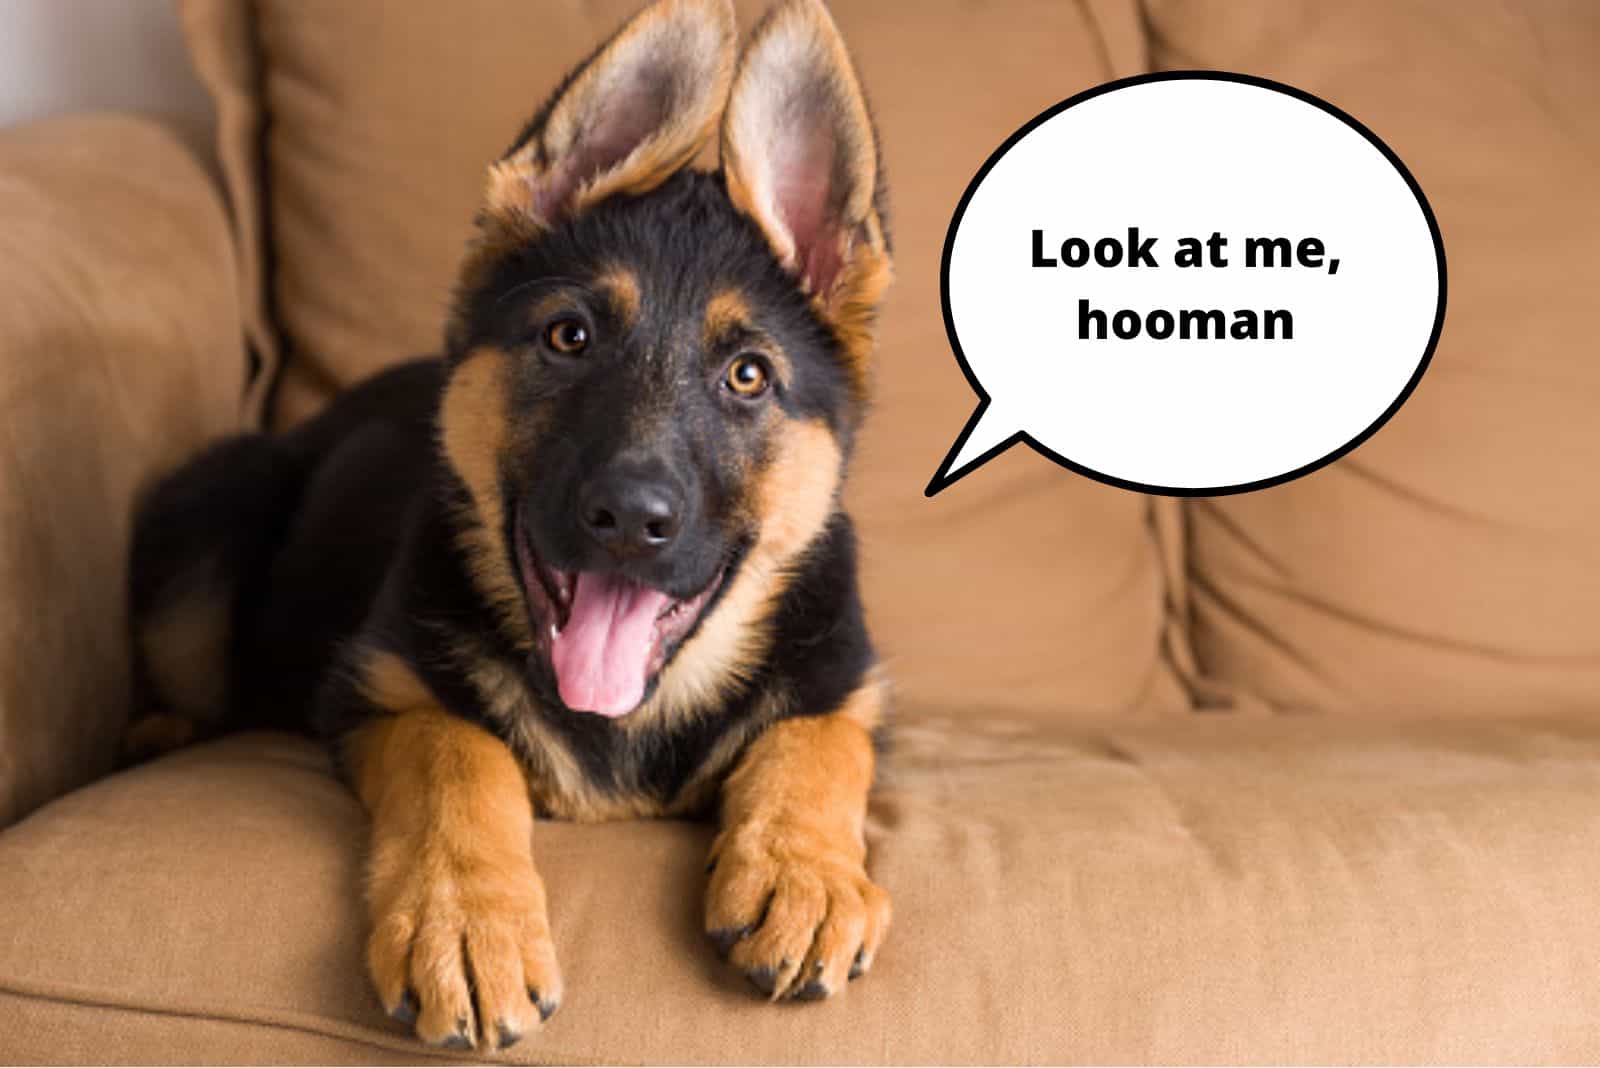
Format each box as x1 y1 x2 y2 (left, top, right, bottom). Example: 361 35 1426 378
550 572 671 717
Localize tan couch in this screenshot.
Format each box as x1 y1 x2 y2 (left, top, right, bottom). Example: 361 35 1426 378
1 1 1597 1063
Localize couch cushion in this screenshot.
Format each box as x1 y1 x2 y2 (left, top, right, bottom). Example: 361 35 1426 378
3 721 1600 1063
177 0 1186 721
1143 2 1600 714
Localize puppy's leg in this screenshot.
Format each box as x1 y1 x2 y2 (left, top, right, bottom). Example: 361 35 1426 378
345 670 561 1050
705 683 891 1001
125 433 302 763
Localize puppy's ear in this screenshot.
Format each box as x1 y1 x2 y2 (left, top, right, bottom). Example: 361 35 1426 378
487 0 737 230
721 0 891 385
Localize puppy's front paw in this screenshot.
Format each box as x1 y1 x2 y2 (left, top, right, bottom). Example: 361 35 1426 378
367 850 562 1049
705 828 891 1001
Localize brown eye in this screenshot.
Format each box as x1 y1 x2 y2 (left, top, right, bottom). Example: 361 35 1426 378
545 316 589 354
725 354 771 398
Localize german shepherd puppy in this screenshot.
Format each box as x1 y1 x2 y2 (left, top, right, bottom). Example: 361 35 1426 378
125 0 893 1051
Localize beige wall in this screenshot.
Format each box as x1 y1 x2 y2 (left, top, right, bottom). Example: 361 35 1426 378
0 1 209 129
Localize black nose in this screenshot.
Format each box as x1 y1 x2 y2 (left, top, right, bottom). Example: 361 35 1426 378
579 465 683 558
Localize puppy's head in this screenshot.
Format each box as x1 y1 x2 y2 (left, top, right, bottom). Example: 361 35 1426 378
440 0 891 719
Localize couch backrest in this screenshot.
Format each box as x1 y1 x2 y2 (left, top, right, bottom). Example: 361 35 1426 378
179 0 1187 722
1146 0 1600 714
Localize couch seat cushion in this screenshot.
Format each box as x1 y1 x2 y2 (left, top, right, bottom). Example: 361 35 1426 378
2 716 1599 1064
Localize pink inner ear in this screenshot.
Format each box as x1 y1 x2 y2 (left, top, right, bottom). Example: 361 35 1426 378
534 67 677 222
771 121 846 294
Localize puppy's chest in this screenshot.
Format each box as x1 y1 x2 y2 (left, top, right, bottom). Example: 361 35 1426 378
468 658 746 822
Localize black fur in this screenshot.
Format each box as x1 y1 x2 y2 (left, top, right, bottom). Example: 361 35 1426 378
129 360 442 732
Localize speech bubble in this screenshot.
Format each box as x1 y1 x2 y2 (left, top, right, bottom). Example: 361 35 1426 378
926 72 1446 497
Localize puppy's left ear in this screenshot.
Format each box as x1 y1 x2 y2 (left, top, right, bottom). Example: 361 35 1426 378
487 0 737 230
721 0 892 386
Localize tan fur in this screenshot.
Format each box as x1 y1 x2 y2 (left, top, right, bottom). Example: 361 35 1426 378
703 287 795 390
703 288 753 343
597 265 643 328
136 562 230 721
357 648 438 715
665 688 793 816
468 651 777 822
720 0 892 396
637 418 841 728
705 678 890 1000
836 664 889 732
821 235 893 388
348 651 561 1049
438 348 530 650
525 291 582 328
123 561 233 762
485 0 735 229
484 164 535 227
749 417 844 563
470 656 663 822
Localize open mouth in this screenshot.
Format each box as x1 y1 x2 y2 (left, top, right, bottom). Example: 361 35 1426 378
512 509 726 718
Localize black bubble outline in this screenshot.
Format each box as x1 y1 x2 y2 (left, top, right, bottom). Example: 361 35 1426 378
924 70 1449 498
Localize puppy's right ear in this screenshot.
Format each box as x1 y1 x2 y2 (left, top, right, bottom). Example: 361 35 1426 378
485 0 736 232
720 0 890 394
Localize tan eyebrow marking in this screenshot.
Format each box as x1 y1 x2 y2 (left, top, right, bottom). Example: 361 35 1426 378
595 266 642 327
704 289 753 343
705 289 794 390
526 292 578 326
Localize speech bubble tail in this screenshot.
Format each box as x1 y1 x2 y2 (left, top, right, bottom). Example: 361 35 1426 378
924 403 1024 496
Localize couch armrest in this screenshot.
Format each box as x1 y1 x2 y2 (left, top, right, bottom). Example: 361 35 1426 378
0 114 246 828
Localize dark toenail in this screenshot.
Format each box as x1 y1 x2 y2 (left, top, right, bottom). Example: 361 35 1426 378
530 989 559 1022
389 990 418 1025
496 1022 522 1050
438 1017 471 1048
849 948 867 980
747 966 780 997
794 979 830 1001
709 925 752 958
